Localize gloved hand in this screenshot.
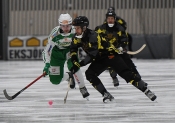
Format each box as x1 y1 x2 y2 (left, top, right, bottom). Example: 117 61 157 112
70 61 80 74
116 47 123 54
107 45 123 54
71 53 79 63
70 52 81 73
43 63 50 76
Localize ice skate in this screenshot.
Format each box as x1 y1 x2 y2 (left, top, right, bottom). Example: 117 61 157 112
144 88 157 101
103 91 114 103
80 86 90 100
113 77 119 87
66 72 75 89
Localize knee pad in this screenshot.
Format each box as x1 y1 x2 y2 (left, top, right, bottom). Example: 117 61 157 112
119 69 136 82
135 73 141 79
131 80 148 92
49 76 62 85
49 66 63 85
49 65 63 84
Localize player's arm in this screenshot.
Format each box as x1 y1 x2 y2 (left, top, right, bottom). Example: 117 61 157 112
69 36 81 73
43 37 54 75
70 36 79 54
44 26 59 63
80 31 99 66
43 37 54 63
117 24 128 48
109 24 128 54
43 27 59 75
94 26 100 31
116 16 127 30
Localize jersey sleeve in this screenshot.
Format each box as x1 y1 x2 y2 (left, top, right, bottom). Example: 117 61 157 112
43 27 59 63
86 31 99 58
117 25 128 48
94 26 100 31
70 35 79 54
70 31 99 66
116 16 127 30
80 31 99 65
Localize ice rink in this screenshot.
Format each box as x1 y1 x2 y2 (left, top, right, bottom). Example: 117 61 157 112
0 59 175 123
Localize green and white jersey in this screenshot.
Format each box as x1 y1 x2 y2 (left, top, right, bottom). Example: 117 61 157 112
43 26 75 63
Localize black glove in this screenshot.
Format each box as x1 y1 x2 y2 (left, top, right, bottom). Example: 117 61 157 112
70 61 80 74
70 53 80 74
71 52 78 63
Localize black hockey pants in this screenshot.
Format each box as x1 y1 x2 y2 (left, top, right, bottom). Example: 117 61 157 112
85 54 145 95
109 53 141 79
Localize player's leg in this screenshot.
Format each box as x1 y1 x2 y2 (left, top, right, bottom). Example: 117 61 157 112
85 59 114 103
49 48 66 85
110 55 156 101
66 51 90 99
108 67 119 87
108 53 140 87
75 70 90 99
121 53 141 79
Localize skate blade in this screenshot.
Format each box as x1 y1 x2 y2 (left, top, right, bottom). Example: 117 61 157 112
110 98 115 102
104 98 115 103
85 96 89 101
103 99 110 103
114 86 119 89
155 100 158 103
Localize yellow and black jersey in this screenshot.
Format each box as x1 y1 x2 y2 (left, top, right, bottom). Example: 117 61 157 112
70 28 99 65
116 16 127 30
95 22 128 50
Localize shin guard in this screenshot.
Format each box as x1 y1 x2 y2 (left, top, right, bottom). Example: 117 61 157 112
130 80 148 92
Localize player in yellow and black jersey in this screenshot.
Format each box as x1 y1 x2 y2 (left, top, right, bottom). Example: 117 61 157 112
96 8 140 87
106 7 132 52
70 16 157 103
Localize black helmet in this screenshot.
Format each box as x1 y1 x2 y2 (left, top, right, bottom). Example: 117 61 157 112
72 16 89 27
106 10 116 19
107 7 115 12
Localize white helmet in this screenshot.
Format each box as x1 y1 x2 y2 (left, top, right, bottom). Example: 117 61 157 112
58 13 72 25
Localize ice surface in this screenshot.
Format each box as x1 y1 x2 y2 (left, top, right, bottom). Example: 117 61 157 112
0 59 175 123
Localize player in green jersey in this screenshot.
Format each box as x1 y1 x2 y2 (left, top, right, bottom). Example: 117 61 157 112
42 13 89 99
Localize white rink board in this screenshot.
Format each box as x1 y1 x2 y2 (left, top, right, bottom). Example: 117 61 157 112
0 59 175 123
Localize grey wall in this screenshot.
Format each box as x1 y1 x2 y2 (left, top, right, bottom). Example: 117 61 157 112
1 0 9 60
5 0 175 59
131 34 172 59
0 0 2 60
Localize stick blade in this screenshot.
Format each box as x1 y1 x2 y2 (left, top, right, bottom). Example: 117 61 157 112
3 89 13 100
127 44 146 55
